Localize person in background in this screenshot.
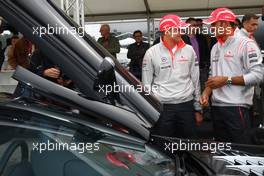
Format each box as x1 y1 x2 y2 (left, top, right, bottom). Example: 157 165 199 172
238 13 259 39
239 13 262 128
97 24 120 58
152 31 163 46
195 18 203 29
196 18 217 50
183 18 210 91
1 36 18 71
30 48 73 89
8 36 31 69
127 30 149 80
11 37 33 97
200 8 264 144
142 14 202 139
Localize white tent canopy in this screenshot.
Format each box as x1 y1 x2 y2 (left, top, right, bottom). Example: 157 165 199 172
55 0 264 22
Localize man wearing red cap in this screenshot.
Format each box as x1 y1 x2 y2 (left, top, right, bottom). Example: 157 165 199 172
142 14 202 139
200 8 264 143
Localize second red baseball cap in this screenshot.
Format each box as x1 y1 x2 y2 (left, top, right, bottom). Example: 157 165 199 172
203 8 236 24
160 14 189 32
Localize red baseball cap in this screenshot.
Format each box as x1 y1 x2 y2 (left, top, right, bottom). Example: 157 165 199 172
160 14 189 32
203 8 236 24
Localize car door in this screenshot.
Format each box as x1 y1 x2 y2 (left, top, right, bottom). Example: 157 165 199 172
0 0 160 127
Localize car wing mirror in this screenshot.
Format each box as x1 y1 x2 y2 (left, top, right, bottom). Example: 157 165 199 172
94 57 120 104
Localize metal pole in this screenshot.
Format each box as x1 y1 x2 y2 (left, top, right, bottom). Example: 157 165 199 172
65 0 69 15
75 0 80 25
81 0 85 26
152 18 155 44
60 0 64 10
147 17 151 45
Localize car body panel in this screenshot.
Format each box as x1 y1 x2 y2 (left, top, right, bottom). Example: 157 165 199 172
0 0 161 128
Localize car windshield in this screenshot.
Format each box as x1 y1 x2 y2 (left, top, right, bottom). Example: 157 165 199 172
0 110 176 176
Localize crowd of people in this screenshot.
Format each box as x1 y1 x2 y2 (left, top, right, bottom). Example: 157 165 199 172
0 7 263 144
96 9 264 144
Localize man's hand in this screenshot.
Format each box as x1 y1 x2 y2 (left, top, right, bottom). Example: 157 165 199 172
200 87 212 107
195 112 203 126
200 94 209 107
43 68 60 79
206 76 228 89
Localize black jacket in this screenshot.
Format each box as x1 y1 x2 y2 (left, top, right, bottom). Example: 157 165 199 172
182 34 210 69
127 42 149 68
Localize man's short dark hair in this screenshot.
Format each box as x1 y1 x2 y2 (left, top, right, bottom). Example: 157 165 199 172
242 13 259 24
186 17 196 23
133 30 142 37
196 18 203 23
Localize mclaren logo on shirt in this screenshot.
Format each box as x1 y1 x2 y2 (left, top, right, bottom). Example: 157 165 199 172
224 51 234 59
177 55 188 63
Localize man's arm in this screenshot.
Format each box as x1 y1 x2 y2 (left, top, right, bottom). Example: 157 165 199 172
142 50 154 89
206 75 245 89
242 41 264 86
200 47 213 106
190 49 202 111
200 86 212 106
206 40 264 89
